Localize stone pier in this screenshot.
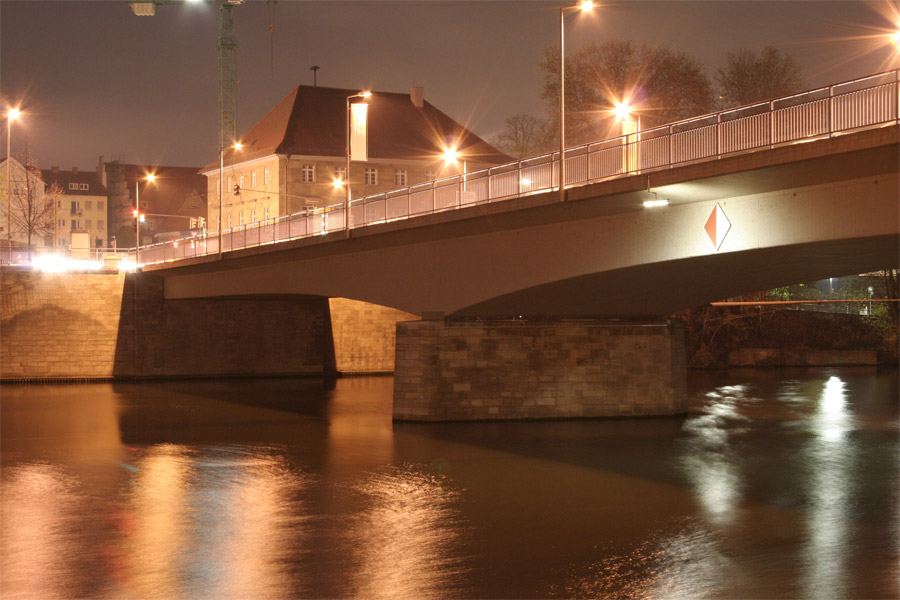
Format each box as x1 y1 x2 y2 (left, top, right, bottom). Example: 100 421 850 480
393 319 687 421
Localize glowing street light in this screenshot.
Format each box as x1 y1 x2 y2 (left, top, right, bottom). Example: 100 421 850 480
218 141 242 257
613 98 641 173
442 144 468 194
6 107 21 255
346 90 372 232
134 173 156 267
560 0 594 204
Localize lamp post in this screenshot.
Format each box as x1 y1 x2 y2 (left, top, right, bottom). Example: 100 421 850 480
559 1 594 204
218 142 242 257
346 90 372 233
134 173 155 267
613 100 641 173
6 107 21 256
442 146 467 203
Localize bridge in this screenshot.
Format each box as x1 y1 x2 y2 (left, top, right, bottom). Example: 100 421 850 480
136 71 898 421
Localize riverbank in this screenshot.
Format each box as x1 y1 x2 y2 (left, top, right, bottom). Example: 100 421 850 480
675 306 898 368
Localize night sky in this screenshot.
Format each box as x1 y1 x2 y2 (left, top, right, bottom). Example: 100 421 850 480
2 0 898 172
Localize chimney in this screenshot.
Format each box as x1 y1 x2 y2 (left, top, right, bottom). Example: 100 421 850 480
410 86 424 108
51 166 59 173
72 167 78 174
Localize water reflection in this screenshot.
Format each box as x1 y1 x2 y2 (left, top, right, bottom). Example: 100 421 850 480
802 375 854 599
340 468 469 599
1 370 897 598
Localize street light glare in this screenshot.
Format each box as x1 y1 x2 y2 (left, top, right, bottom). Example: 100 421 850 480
443 147 460 162
234 142 243 150
360 91 372 98
579 1 595 12
8 108 21 120
146 173 156 182
613 101 632 120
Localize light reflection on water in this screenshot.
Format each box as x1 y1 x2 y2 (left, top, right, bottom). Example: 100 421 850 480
1 368 897 599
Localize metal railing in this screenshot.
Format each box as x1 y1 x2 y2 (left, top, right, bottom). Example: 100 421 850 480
1 247 132 268
138 70 899 266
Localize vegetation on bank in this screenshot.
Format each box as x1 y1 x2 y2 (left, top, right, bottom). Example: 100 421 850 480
673 272 899 368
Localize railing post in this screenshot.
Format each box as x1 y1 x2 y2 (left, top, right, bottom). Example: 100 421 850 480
769 100 775 148
716 114 721 158
828 84 834 135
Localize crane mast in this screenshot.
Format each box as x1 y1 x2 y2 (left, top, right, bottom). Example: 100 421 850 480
130 0 242 150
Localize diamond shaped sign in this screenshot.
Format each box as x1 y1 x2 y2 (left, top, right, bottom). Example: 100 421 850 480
705 203 731 250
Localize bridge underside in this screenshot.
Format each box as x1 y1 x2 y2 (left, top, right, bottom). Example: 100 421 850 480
145 127 898 422
156 128 898 319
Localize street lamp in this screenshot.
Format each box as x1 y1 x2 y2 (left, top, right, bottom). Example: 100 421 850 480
346 90 372 232
134 173 155 267
559 0 594 203
218 141 242 257
613 99 641 173
6 107 21 256
443 146 468 205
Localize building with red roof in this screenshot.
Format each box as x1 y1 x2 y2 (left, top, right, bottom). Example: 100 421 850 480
201 85 510 230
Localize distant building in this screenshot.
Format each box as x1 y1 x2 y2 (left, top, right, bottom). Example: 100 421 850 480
41 166 108 250
201 85 510 231
101 159 206 248
1 157 56 250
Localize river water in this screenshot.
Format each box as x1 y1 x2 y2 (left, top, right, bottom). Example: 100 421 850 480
1 367 897 599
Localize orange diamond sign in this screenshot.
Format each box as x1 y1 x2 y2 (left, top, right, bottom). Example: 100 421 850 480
705 203 731 250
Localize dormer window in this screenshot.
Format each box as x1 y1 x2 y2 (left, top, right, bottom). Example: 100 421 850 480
68 183 78 190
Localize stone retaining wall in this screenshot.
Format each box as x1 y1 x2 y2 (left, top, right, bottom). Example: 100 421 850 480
393 319 687 421
328 298 417 373
1 270 335 380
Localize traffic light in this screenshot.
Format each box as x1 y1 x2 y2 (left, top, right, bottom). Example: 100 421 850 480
132 209 145 223
233 184 240 195
189 217 198 229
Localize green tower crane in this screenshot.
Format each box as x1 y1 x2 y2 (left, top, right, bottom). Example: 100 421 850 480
129 0 242 151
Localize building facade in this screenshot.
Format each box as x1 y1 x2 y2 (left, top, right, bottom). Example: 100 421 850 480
42 166 108 250
201 85 510 232
1 157 59 250
101 159 206 248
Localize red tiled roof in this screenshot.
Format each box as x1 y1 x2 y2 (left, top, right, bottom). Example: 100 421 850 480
41 168 106 196
205 85 510 171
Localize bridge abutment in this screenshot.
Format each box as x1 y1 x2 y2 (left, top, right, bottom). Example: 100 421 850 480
393 319 687 421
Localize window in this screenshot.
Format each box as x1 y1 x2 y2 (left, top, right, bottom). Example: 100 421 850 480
58 219 66 228
85 201 93 210
394 170 408 186
251 209 256 222
79 183 89 191
264 206 270 220
426 170 437 181
97 220 104 231
239 211 244 226
68 183 78 190
71 220 78 229
58 199 63 208
365 167 377 185
302 164 315 183
227 214 232 228
239 174 244 188
251 171 257 187
70 201 80 214
227 176 232 190
97 201 104 211
85 220 92 229
264 167 270 185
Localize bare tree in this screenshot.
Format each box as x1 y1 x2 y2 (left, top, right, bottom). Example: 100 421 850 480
490 114 554 159
8 145 60 257
539 40 715 146
716 46 805 108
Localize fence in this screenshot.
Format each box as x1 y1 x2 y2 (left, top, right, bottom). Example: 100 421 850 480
132 70 898 266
